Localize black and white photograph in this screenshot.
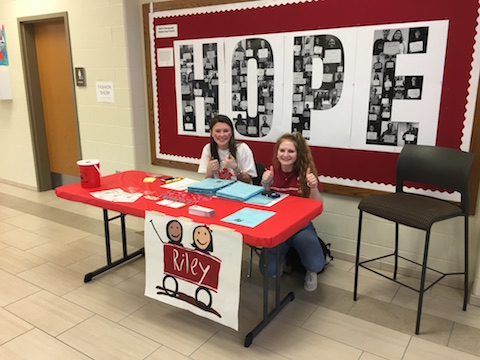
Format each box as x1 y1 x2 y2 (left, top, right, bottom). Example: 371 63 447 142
404 76 423 99
408 27 429 54
378 121 398 145
399 122 419 145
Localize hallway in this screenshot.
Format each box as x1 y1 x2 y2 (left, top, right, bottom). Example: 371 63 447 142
0 182 479 359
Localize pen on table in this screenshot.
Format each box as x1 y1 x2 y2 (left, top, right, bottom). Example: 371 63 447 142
159 176 175 182
165 177 182 184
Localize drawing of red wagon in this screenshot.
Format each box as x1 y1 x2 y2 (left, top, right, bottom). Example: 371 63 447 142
161 243 221 311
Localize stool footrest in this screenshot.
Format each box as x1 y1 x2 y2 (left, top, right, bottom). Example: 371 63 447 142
359 254 464 293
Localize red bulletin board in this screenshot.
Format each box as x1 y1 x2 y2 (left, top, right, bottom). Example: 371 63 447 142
143 0 480 192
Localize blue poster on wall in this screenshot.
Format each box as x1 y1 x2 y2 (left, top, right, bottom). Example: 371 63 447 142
0 25 9 66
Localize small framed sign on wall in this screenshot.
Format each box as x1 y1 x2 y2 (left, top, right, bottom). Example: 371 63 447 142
75 67 86 86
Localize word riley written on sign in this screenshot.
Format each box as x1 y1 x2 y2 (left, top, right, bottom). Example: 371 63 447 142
164 244 220 289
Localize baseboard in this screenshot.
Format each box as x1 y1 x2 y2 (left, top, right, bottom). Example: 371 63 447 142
469 292 480 307
0 177 37 191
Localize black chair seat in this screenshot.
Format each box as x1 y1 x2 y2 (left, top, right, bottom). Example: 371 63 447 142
359 193 463 230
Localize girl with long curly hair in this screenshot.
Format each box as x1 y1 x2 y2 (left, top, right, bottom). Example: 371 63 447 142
261 132 325 291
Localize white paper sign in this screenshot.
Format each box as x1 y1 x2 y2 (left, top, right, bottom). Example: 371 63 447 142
324 48 341 63
96 81 114 103
409 41 424 53
157 48 174 67
144 212 243 330
0 68 12 100
156 24 178 38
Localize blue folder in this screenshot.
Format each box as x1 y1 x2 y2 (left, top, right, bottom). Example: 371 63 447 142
221 208 276 228
216 181 264 201
187 178 234 196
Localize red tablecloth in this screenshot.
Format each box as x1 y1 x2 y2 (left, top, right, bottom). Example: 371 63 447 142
55 170 323 248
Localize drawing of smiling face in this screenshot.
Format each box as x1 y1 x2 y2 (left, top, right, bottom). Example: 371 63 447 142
193 225 213 252
166 220 183 244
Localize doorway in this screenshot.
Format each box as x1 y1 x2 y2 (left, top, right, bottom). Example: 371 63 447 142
19 13 81 190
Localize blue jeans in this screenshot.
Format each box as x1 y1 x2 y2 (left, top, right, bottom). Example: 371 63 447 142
259 222 325 277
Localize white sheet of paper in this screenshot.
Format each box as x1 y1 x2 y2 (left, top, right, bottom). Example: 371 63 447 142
161 178 199 191
324 49 341 63
157 48 174 67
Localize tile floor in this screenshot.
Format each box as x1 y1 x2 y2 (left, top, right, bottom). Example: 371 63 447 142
0 181 479 359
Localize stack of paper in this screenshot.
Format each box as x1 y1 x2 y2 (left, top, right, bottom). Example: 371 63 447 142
221 208 276 228
188 205 215 217
216 181 264 201
161 177 199 191
187 178 234 196
90 188 143 203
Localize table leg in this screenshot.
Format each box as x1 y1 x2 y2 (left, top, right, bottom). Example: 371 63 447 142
84 209 144 283
244 245 295 347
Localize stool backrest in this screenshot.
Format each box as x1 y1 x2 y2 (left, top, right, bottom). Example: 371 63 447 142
252 162 266 186
396 144 474 214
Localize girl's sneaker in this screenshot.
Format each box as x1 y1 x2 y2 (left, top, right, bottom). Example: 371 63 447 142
304 270 318 291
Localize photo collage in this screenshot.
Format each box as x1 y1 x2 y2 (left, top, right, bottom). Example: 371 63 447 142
291 35 345 140
366 27 428 146
231 38 274 138
179 43 220 133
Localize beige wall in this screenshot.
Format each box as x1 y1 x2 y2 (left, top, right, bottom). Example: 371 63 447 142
1 0 480 300
0 0 149 189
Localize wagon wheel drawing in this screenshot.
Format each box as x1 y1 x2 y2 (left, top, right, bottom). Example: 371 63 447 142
162 275 178 297
195 286 212 310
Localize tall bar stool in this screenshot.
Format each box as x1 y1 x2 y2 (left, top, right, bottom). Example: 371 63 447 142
353 144 474 334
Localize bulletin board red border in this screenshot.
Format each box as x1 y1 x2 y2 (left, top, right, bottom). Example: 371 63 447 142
143 0 480 197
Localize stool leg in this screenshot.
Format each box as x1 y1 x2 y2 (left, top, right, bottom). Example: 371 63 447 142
354 210 363 301
416 230 431 335
464 215 469 311
394 223 399 280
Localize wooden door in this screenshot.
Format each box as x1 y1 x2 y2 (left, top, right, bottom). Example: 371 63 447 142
34 19 79 177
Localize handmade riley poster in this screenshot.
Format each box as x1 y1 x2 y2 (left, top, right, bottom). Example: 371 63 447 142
144 211 243 330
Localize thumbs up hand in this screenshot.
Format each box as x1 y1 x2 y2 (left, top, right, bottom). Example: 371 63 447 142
262 165 274 187
207 155 219 173
306 167 318 189
224 152 238 170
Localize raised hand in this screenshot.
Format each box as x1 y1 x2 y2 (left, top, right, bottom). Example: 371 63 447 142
207 155 219 173
306 167 318 189
262 165 274 186
224 152 238 170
